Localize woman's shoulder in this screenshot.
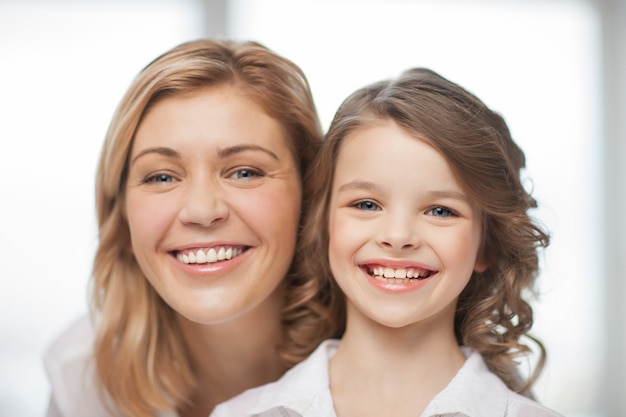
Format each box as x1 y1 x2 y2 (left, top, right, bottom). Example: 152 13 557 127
45 314 95 362
44 314 97 386
44 314 115 417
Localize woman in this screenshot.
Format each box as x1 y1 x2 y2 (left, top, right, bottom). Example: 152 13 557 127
44 39 342 417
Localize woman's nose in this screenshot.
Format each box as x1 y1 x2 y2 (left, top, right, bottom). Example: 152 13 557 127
178 180 229 227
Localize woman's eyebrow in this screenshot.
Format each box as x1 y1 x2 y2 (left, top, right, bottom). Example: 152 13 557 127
131 147 180 165
218 144 279 160
130 144 280 165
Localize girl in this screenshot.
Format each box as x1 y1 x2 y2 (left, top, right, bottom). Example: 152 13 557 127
211 68 562 417
44 39 341 417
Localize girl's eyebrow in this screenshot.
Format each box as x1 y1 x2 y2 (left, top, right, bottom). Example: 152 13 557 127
337 180 383 194
218 144 279 160
338 180 470 203
426 190 471 203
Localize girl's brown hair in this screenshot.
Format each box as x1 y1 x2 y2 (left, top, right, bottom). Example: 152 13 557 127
299 67 550 393
92 39 338 416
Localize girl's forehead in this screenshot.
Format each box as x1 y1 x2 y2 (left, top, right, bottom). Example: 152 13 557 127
336 121 477 194
340 118 432 153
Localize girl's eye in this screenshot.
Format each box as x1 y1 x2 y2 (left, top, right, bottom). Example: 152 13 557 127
229 168 263 180
427 206 456 217
353 200 381 211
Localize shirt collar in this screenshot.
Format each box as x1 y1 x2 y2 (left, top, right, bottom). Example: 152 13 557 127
248 339 339 417
421 347 510 417
246 342 512 417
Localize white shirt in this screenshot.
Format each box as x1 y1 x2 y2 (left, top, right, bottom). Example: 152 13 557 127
44 315 177 417
211 339 563 417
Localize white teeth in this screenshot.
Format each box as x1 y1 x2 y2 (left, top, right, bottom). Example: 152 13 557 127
371 266 427 280
178 246 243 265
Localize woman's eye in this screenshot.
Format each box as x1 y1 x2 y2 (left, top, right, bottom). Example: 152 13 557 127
427 206 456 217
229 169 263 180
353 200 381 211
144 173 175 184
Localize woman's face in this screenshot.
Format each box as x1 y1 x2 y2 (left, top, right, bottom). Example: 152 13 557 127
125 85 301 324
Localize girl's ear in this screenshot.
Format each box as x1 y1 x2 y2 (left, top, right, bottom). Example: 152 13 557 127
474 240 491 273
474 218 491 273
474 256 489 273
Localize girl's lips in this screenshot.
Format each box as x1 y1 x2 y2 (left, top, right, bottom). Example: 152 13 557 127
360 263 438 293
174 245 249 265
360 262 437 281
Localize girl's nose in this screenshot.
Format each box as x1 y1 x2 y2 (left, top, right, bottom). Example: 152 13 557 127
178 181 229 227
377 211 420 251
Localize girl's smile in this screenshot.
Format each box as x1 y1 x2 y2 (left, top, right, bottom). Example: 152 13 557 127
360 259 437 280
358 259 437 293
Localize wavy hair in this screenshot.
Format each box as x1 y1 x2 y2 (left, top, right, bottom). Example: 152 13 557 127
91 39 337 416
300 67 549 393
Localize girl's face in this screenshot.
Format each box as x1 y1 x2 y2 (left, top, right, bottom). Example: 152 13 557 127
125 85 301 325
327 120 487 330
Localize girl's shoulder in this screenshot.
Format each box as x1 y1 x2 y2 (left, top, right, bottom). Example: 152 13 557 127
506 391 564 417
423 348 563 417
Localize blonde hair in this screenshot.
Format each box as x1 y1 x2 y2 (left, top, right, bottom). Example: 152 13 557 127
91 39 337 416
300 67 549 393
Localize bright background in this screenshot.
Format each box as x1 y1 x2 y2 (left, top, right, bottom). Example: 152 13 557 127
1 1 624 416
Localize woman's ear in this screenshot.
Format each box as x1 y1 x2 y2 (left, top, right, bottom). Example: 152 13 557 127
119 191 128 221
115 194 134 255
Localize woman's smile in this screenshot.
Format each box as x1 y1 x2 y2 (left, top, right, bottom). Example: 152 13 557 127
175 245 248 265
